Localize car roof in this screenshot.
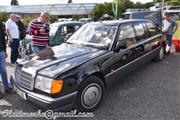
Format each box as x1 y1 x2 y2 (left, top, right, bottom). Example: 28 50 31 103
51 21 82 27
89 19 151 25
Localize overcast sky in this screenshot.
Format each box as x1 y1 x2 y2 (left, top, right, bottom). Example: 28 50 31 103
0 0 153 6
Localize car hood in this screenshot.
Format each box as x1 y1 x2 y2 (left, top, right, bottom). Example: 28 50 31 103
20 43 107 71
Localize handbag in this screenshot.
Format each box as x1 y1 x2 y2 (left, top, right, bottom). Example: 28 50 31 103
36 47 57 60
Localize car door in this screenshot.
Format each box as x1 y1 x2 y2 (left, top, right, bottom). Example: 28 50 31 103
133 21 148 55
112 22 137 69
141 21 162 54
105 22 138 86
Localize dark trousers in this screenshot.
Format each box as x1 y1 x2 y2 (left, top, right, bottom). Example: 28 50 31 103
166 35 173 46
10 39 19 64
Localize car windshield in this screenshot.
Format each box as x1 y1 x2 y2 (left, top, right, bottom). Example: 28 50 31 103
67 24 118 49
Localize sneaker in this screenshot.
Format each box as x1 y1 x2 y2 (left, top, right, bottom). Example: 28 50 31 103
165 45 170 53
0 92 3 99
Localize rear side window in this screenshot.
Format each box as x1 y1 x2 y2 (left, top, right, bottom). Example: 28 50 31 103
118 23 136 46
133 22 146 41
142 22 150 38
146 22 159 37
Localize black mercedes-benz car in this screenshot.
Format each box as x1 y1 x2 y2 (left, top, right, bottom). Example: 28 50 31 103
11 19 165 112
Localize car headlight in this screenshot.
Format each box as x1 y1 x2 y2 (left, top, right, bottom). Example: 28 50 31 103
35 75 63 95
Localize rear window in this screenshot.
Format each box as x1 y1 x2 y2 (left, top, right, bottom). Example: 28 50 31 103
118 23 136 46
133 22 146 41
146 22 159 37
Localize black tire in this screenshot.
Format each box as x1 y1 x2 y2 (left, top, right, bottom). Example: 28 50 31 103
155 46 164 62
75 75 104 112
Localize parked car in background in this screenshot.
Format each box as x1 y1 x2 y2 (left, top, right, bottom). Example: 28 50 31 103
121 11 163 28
12 19 164 112
19 21 82 55
164 6 180 20
58 18 74 22
79 18 92 24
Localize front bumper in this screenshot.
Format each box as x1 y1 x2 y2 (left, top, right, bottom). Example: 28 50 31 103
10 75 77 111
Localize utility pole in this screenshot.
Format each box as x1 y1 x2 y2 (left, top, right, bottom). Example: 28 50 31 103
162 0 165 16
112 0 118 19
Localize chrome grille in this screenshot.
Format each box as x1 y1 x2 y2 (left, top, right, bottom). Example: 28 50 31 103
15 66 33 90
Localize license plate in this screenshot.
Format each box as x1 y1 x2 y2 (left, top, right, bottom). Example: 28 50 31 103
15 87 27 100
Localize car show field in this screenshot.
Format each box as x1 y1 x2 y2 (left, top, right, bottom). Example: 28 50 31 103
173 21 180 39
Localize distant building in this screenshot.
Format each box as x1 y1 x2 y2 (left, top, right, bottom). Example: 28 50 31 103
0 3 96 18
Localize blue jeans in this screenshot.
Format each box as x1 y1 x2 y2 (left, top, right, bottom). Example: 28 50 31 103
32 46 46 54
10 39 19 64
0 51 9 90
166 35 173 46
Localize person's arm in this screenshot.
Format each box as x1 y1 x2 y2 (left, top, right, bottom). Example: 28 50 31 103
6 28 12 42
173 21 178 34
29 20 45 35
29 20 42 35
29 21 37 35
5 22 12 42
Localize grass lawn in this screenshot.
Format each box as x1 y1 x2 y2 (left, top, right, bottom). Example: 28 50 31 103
173 20 180 39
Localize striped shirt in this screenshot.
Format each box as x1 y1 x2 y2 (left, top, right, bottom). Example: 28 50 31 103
29 18 50 47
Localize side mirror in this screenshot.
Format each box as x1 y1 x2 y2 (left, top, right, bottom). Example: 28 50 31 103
114 42 127 53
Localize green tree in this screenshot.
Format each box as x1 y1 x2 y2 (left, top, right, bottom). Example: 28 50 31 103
22 17 33 27
143 2 154 8
92 3 113 21
72 15 87 20
11 0 19 6
49 16 59 23
0 12 8 23
167 0 180 5
119 0 134 14
153 0 180 5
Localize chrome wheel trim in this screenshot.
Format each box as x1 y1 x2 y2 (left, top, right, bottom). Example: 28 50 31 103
81 83 102 109
159 47 164 60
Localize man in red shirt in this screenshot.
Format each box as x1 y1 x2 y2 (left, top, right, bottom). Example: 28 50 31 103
29 11 50 54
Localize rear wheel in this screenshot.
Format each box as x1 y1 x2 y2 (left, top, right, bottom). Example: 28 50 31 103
75 75 104 112
155 46 164 62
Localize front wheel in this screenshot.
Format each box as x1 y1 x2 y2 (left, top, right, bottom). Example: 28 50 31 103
75 75 104 112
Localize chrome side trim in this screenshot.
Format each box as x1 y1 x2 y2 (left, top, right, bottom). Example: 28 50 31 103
105 47 159 77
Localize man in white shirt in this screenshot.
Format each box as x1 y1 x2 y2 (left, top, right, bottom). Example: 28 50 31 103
5 14 19 64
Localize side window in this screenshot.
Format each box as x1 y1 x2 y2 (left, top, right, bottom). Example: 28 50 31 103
146 22 159 37
65 25 81 40
54 27 65 44
142 22 150 39
133 22 146 41
118 23 136 46
56 27 62 36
